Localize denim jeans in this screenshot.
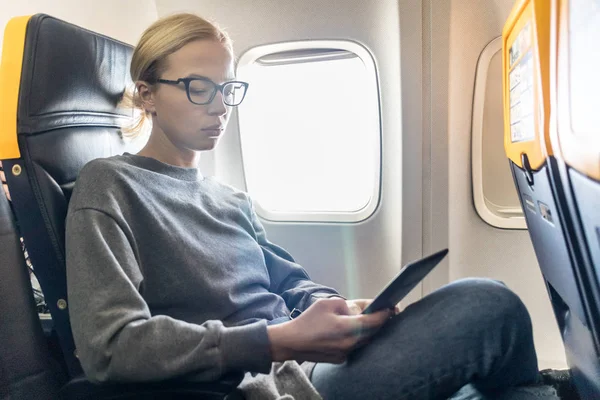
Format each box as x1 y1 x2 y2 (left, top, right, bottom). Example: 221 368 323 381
310 278 556 400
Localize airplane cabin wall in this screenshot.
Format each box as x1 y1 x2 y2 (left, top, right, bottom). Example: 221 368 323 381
0 0 158 55
442 0 567 368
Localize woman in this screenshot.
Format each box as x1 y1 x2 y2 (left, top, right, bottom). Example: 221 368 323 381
65 13 571 400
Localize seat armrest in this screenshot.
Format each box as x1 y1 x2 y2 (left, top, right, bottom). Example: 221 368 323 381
60 374 244 400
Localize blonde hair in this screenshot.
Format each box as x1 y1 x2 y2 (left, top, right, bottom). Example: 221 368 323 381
120 13 233 136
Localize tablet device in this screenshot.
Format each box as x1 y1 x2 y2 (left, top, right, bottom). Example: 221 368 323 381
362 249 448 314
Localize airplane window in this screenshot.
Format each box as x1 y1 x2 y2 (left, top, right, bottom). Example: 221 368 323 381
472 37 526 229
237 42 381 222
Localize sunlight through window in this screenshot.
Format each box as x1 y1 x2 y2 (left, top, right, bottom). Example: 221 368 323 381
237 43 381 222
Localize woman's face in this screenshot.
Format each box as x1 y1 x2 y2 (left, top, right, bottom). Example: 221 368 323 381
143 39 235 153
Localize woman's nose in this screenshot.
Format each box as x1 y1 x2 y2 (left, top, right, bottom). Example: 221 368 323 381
207 90 227 116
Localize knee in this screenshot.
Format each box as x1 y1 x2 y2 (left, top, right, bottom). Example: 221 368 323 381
448 278 531 328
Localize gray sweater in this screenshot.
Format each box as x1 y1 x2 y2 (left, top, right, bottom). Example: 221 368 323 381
66 153 339 397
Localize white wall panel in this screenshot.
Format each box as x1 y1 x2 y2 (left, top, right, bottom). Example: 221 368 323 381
445 0 566 368
0 0 158 55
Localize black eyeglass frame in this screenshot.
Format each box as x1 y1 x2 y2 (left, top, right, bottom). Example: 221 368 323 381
156 77 249 106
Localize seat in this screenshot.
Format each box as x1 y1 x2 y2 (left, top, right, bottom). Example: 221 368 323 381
502 0 600 397
0 170 65 399
0 14 242 400
547 0 600 392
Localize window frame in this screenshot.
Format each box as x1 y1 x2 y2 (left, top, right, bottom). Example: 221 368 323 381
472 37 527 229
236 40 382 223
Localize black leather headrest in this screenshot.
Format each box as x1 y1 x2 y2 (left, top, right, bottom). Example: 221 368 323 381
18 14 134 135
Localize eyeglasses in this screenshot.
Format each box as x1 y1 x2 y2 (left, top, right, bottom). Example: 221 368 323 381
156 77 249 106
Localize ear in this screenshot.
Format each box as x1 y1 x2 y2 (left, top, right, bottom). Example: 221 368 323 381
136 81 156 115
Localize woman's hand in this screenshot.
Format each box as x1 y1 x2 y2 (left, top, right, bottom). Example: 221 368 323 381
267 297 392 364
345 299 373 315
346 299 401 315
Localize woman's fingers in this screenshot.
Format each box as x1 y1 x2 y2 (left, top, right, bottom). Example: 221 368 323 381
345 299 373 314
327 309 392 345
273 298 394 363
350 309 392 331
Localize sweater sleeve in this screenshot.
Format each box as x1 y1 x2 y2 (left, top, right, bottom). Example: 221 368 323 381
66 208 272 383
247 199 342 311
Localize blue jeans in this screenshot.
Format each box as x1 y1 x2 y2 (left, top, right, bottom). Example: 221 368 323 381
310 278 554 399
